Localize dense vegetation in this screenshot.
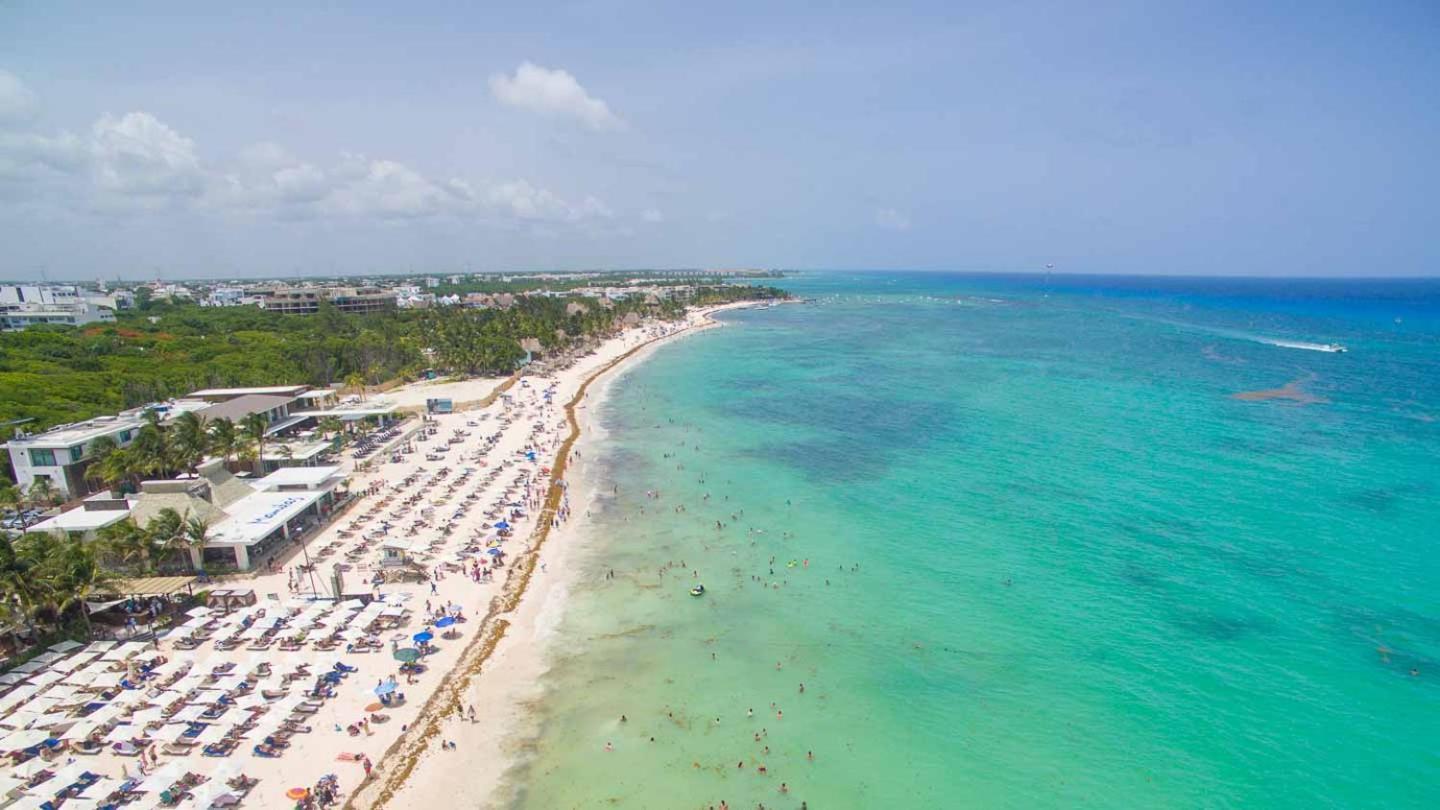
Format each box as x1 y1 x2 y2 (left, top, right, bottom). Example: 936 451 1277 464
0 284 786 436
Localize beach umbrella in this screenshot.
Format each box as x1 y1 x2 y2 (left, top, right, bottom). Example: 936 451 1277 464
364 702 384 713
434 616 456 629
6 745 52 771
486 548 501 557
412 631 433 644
372 681 397 697
494 521 511 530
392 648 420 664
186 606 213 618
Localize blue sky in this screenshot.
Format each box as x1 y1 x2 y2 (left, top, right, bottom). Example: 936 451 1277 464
1 0 1437 279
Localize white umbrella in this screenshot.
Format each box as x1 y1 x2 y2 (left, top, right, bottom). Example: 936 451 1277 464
186 606 214 618
0 673 27 687
170 705 209 724
128 707 165 726
57 654 99 673
194 724 230 745
235 694 268 711
5 749 52 774
48 641 82 655
207 760 241 784
158 724 193 743
101 725 136 744
82 703 124 726
210 675 247 693
6 795 50 810
26 671 62 688
189 780 238 809
133 762 183 793
32 652 66 666
45 761 92 788
61 719 101 741
0 774 25 797
62 670 98 688
0 711 43 730
12 661 43 674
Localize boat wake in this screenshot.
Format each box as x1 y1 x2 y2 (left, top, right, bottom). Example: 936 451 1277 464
1130 315 1349 354
1255 338 1348 353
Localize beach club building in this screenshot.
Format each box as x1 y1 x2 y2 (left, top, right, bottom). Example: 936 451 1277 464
194 465 347 570
4 414 151 501
117 461 349 571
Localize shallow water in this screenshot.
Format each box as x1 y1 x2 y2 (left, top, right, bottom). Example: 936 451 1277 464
509 273 1440 809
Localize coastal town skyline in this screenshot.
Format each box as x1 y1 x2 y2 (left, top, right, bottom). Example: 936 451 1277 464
4 2 1439 278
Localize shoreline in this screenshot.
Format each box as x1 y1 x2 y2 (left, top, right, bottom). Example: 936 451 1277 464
349 301 757 810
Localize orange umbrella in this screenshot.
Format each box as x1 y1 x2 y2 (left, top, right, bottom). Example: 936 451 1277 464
286 787 309 800
365 702 384 713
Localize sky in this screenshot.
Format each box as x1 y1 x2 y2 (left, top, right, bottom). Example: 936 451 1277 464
1 0 1437 280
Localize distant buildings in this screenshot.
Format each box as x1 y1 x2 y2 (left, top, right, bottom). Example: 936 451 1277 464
202 286 256 307
251 285 397 315
0 285 116 331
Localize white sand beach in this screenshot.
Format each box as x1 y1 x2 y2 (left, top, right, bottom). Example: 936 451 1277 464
344 303 752 810
0 304 754 810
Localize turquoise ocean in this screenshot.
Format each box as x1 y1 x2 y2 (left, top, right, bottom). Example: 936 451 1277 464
508 273 1439 809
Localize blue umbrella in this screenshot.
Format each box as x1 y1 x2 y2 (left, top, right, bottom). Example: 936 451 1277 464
373 681 397 696
434 616 456 628
413 631 434 644
486 548 502 556
494 521 511 530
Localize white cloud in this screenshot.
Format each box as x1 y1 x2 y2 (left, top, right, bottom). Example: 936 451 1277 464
0 130 86 181
0 73 617 232
0 70 36 128
641 207 664 223
488 179 613 222
489 62 625 132
90 112 206 198
874 207 911 231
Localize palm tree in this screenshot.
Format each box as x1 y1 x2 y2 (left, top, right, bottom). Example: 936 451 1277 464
97 518 151 575
0 481 20 522
317 416 344 441
208 418 241 469
345 372 366 402
23 479 59 533
0 534 44 640
241 412 269 476
169 411 210 477
182 515 210 572
129 421 170 479
83 435 121 492
38 534 113 636
143 508 187 572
